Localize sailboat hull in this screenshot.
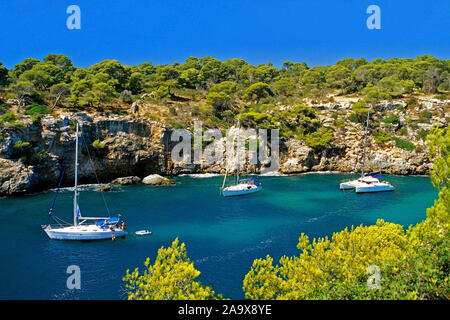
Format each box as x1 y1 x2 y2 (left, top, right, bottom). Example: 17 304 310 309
222 184 262 197
340 181 359 190
44 225 127 240
355 183 395 193
340 176 381 190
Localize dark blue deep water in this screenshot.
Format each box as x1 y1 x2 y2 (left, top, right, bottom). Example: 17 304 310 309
0 174 438 299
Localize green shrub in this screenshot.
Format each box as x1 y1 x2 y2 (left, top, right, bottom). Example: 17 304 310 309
331 112 338 120
406 96 417 106
372 129 391 144
25 104 51 116
12 140 32 158
91 139 108 157
144 113 160 122
418 110 432 123
304 126 334 150
349 102 369 124
191 105 201 117
434 93 448 100
0 103 11 115
237 111 272 127
166 118 183 129
272 104 319 138
395 105 406 112
418 129 429 141
28 150 48 165
396 126 408 136
1 111 16 123
169 106 177 116
383 114 399 124
92 139 106 149
334 118 346 128
119 90 133 104
392 136 415 151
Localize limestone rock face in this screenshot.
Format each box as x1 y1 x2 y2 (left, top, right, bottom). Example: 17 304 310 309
0 159 36 196
142 174 174 185
110 176 142 185
0 96 447 196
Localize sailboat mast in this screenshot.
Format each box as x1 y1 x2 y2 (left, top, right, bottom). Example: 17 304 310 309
236 119 240 185
360 110 370 177
73 122 79 226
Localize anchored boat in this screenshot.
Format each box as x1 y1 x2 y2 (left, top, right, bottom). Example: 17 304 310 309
355 173 395 193
42 121 127 241
221 119 262 197
340 110 394 193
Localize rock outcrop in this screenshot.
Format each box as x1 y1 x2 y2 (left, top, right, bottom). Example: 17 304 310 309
110 176 142 185
142 174 174 185
0 97 447 197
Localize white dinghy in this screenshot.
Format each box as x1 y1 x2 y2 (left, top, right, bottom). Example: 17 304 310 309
135 230 152 236
42 121 127 241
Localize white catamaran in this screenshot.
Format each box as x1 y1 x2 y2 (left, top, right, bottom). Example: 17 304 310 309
42 121 127 240
339 110 395 193
221 119 262 197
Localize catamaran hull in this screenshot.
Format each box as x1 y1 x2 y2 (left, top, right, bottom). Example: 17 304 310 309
355 185 395 193
44 228 127 240
222 186 262 197
340 181 359 190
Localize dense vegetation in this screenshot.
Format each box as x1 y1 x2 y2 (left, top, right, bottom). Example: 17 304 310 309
1 54 448 107
1 54 448 156
123 125 449 300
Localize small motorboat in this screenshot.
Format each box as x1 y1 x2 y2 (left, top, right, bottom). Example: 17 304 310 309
135 230 152 236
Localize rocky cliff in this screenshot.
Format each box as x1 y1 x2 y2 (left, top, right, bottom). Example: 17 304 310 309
0 97 448 196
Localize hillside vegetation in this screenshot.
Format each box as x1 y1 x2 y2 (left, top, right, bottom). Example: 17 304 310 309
0 54 448 156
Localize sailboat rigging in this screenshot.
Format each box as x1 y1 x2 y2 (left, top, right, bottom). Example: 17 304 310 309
42 121 127 240
221 119 262 197
339 110 395 193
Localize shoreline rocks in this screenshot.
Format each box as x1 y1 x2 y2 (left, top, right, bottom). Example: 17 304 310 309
0 96 447 197
142 174 174 186
110 176 142 186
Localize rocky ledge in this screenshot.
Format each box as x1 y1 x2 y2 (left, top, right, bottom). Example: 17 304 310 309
0 97 448 197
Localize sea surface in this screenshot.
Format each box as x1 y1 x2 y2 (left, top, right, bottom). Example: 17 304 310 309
0 174 438 300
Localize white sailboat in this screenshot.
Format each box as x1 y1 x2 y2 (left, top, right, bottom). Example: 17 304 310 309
221 119 262 197
355 177 395 193
42 122 127 240
339 110 395 193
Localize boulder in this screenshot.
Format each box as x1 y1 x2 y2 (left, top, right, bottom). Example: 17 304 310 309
110 176 141 185
0 159 36 196
99 184 112 192
142 174 174 185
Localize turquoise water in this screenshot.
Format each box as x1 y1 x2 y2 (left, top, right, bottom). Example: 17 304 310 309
0 174 438 300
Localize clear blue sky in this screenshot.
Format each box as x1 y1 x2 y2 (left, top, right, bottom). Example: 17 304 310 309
0 0 448 69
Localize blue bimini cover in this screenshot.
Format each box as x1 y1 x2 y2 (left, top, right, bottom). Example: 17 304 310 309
107 217 120 224
96 219 107 226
